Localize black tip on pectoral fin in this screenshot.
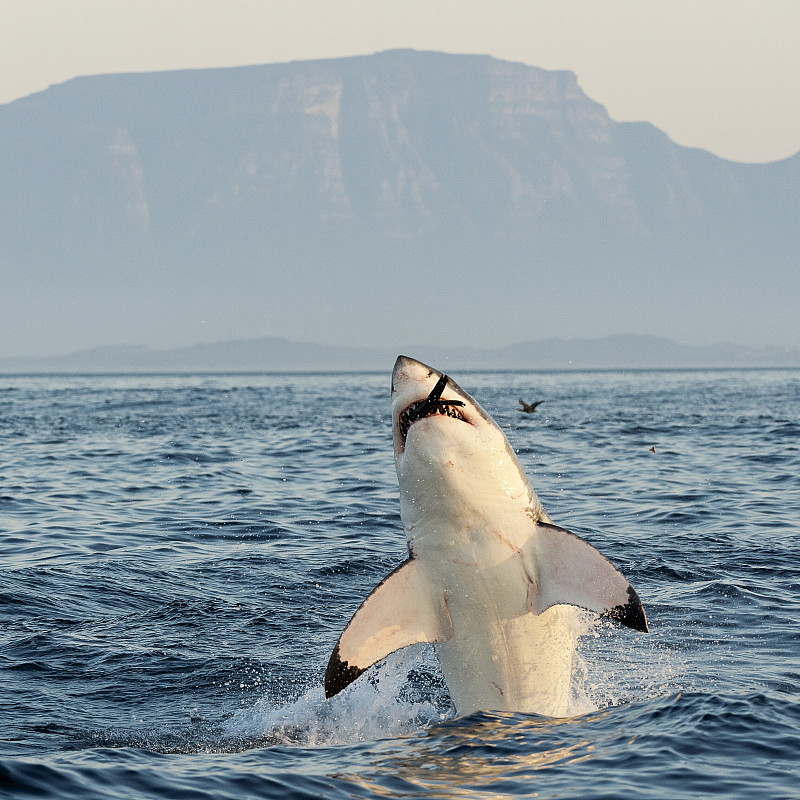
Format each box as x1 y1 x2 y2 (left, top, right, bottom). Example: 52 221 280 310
324 643 366 699
603 585 649 632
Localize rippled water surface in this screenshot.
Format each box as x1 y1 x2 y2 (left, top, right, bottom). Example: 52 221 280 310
1 368 799 798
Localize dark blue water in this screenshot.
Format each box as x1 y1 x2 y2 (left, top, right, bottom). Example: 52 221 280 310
1 368 799 799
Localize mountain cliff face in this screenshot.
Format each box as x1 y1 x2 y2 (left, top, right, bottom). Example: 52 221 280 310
1 50 798 355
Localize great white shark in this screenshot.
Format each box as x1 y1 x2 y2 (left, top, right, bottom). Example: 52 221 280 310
324 356 648 717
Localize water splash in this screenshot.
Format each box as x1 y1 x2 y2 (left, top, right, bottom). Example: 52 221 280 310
577 613 691 711
221 607 684 749
222 646 450 747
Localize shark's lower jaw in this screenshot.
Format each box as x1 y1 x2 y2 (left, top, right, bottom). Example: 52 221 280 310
398 400 467 447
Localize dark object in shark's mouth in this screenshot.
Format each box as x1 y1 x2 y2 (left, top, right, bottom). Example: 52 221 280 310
398 373 467 442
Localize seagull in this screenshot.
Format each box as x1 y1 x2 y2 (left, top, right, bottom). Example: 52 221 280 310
518 399 544 413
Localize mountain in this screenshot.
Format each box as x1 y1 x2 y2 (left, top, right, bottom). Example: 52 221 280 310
1 50 798 357
1 334 798 374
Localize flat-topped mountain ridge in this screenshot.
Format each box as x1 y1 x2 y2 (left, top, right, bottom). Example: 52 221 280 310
1 50 797 355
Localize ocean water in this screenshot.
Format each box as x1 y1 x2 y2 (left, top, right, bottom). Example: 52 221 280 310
1 366 798 799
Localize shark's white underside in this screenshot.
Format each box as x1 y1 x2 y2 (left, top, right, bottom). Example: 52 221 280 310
325 356 647 718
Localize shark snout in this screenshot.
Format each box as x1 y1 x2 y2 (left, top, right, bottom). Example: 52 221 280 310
392 355 436 395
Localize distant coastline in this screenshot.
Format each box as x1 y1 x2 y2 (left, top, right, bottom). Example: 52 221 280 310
2 334 799 374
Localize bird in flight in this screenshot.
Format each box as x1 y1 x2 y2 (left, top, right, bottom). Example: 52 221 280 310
518 399 544 413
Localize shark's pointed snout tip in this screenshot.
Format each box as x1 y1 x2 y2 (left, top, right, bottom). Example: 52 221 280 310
392 355 432 393
394 355 421 370
393 355 434 374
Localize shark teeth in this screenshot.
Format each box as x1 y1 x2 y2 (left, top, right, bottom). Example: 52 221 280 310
399 400 467 442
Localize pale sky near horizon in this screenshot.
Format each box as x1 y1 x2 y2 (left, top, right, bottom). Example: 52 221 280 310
2 0 799 164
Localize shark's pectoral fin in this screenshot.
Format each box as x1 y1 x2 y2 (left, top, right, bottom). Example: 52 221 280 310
525 522 648 632
324 557 453 698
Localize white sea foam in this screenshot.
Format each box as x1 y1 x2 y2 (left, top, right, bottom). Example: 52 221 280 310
222 646 448 746
578 613 691 711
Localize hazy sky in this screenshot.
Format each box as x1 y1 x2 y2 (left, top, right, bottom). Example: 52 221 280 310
3 0 799 164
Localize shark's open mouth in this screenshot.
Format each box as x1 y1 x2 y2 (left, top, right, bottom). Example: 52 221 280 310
398 373 467 443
